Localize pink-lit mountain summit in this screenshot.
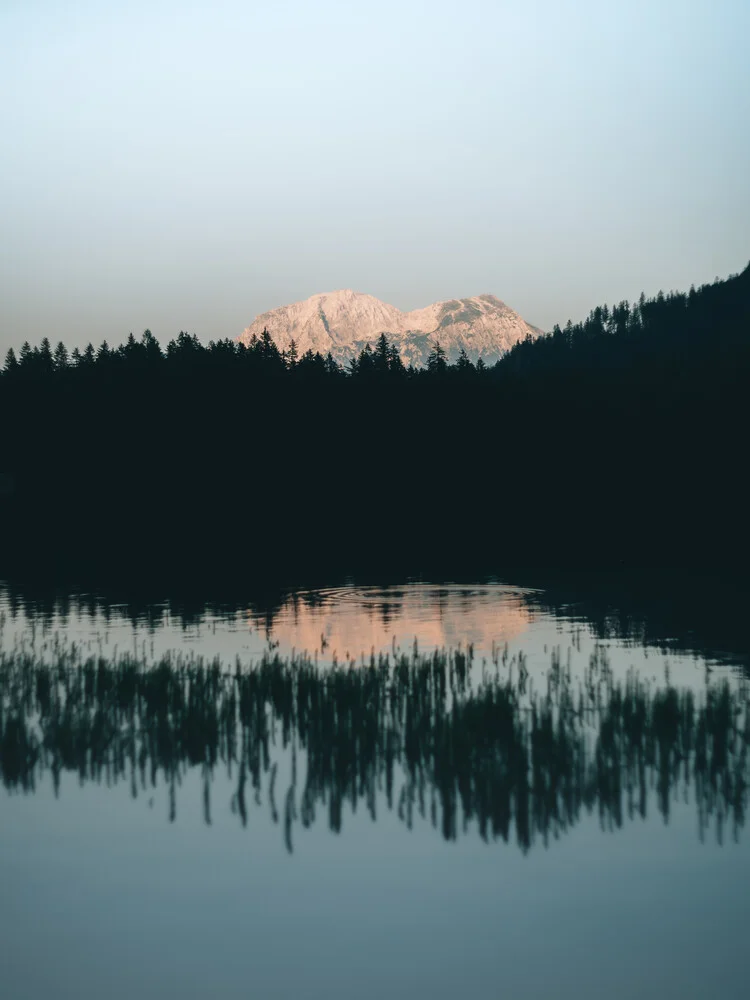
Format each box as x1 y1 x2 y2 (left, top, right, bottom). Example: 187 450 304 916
238 290 541 367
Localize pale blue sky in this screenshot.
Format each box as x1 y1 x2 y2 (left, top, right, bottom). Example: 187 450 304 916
1 0 748 354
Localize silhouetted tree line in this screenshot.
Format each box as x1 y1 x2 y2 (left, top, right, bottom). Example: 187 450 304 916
0 263 748 576
3 265 747 388
1 642 747 852
0 328 472 386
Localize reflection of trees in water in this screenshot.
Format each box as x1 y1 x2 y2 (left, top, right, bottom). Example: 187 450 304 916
3 575 747 675
520 573 750 673
1 645 747 853
0 581 532 660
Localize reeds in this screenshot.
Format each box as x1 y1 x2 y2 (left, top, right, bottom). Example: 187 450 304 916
1 640 747 853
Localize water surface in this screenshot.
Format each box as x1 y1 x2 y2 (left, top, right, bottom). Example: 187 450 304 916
1 576 748 999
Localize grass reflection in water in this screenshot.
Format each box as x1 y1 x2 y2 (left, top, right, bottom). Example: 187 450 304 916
1 641 747 853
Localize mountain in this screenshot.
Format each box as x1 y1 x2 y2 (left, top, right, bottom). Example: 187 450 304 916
238 290 542 367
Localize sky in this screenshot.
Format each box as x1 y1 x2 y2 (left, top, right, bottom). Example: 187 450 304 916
1 0 748 356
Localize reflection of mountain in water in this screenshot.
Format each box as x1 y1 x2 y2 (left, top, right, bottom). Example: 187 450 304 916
2 574 748 674
0 582 533 659
252 584 532 659
2 643 747 853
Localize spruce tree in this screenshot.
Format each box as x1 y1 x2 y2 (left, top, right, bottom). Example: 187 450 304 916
3 347 18 374
426 341 447 374
53 341 69 371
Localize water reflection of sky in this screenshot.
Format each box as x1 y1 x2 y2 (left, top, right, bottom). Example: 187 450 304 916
4 751 749 1000
0 581 738 692
2 579 749 999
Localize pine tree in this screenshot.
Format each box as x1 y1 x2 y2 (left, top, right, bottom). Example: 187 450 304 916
259 329 281 365
386 343 405 375
287 338 298 368
355 343 374 377
38 337 54 374
18 342 32 368
374 333 391 374
455 348 474 373
53 341 69 371
141 329 163 364
426 341 447 375
3 347 18 374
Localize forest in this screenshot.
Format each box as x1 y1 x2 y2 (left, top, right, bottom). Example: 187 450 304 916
0 263 748 579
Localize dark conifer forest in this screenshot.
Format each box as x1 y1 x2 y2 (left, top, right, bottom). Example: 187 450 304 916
1 263 748 579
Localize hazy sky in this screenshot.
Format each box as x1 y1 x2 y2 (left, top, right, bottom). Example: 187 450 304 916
1 0 748 355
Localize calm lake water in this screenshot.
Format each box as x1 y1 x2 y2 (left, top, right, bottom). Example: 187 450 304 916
1 574 748 999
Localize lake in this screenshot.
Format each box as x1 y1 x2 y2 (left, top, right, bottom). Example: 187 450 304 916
1 572 748 999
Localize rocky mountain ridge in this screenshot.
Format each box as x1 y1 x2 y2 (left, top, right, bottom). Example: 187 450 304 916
238 290 541 367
